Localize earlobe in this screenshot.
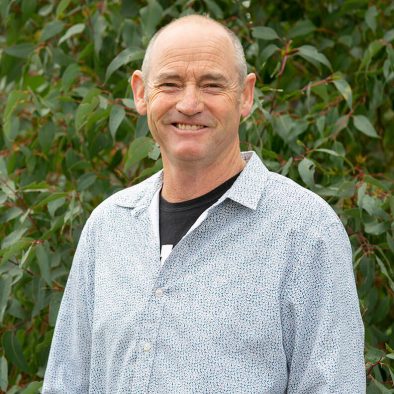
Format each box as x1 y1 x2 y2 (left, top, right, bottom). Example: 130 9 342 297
240 73 256 117
131 70 147 115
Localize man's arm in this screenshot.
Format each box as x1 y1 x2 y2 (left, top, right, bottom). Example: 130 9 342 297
281 221 365 393
42 218 95 393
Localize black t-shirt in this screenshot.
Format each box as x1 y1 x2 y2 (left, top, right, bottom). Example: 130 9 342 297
159 172 241 252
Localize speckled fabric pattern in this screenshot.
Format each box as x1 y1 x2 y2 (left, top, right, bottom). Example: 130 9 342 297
42 151 365 394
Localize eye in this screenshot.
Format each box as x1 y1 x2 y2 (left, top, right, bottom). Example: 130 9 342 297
159 82 181 89
202 83 223 91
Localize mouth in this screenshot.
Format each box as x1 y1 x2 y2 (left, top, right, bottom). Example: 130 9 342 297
172 123 207 131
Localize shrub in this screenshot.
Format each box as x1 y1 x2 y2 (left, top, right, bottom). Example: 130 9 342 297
0 0 393 391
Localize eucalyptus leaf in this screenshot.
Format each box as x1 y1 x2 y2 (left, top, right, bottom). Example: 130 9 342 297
105 48 145 81
4 43 35 59
58 23 85 45
109 105 126 139
252 26 279 41
40 20 65 42
2 331 30 373
353 115 379 138
332 79 353 109
140 0 163 39
298 158 315 187
288 19 315 38
124 137 155 171
0 356 7 392
0 275 12 323
297 45 332 70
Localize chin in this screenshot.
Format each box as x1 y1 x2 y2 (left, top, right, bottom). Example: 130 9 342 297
170 146 210 163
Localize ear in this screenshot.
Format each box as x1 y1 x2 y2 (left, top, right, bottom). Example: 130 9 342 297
240 73 256 117
131 70 147 115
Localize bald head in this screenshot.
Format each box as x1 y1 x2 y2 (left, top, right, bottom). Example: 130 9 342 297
141 15 248 87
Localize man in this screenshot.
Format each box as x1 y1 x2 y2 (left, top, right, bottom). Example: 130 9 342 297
43 15 365 393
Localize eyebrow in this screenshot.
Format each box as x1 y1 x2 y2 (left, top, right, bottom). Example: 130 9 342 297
198 73 228 83
154 72 182 82
154 72 229 84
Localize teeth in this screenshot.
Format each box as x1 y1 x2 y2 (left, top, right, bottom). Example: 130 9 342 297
175 123 205 130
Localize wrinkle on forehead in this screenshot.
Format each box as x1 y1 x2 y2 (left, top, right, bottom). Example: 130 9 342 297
150 37 238 82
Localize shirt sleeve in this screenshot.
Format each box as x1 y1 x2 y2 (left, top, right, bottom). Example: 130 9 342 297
281 221 366 393
42 218 95 394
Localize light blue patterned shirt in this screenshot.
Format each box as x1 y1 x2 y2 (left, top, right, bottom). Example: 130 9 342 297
43 151 365 393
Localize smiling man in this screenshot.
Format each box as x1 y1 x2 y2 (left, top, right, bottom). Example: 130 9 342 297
43 15 365 393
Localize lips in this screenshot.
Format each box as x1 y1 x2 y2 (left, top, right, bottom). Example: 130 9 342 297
173 123 206 130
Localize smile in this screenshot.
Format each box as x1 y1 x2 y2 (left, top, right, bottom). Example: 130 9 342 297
173 123 206 130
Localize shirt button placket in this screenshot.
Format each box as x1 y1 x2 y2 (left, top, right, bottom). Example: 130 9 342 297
130 286 167 394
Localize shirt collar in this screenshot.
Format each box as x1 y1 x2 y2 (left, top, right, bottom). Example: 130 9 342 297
224 151 269 210
113 151 269 211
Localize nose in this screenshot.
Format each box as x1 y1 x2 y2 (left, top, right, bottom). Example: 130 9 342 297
175 85 204 116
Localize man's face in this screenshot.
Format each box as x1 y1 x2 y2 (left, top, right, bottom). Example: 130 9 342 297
133 22 255 167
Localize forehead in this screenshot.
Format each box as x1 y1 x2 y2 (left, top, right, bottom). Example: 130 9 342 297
149 23 238 79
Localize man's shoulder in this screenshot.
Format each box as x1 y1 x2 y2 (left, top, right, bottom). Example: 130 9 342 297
262 170 343 228
89 171 162 221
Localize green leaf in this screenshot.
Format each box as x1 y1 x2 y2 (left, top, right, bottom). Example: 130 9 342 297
77 173 97 191
49 293 63 327
332 79 353 109
360 40 384 70
1 227 28 250
75 99 99 131
261 44 279 62
0 356 7 392
135 115 148 138
35 244 52 286
298 158 315 187
4 43 35 59
297 45 332 70
314 148 342 157
2 331 30 373
124 137 155 171
38 122 55 153
369 377 394 393
252 26 279 41
122 98 135 109
271 114 294 143
0 275 12 323
383 29 394 42
109 105 126 139
365 6 378 33
288 19 315 38
48 197 66 217
387 233 394 254
204 0 224 18
20 381 43 394
105 48 145 81
58 23 85 45
56 0 72 17
3 90 28 122
364 221 387 236
0 238 32 266
140 0 163 39
40 20 65 42
92 12 106 54
61 63 80 91
376 256 394 292
353 115 379 138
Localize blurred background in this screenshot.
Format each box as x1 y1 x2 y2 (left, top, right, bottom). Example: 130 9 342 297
0 0 393 392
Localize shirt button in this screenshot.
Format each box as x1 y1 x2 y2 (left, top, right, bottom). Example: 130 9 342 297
155 288 164 298
143 342 152 352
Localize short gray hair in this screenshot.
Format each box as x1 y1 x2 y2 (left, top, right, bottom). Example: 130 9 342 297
141 15 248 87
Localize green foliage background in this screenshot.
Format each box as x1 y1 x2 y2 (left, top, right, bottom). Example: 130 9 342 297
0 0 393 392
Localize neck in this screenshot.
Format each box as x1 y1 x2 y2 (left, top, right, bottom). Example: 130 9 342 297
161 149 245 203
